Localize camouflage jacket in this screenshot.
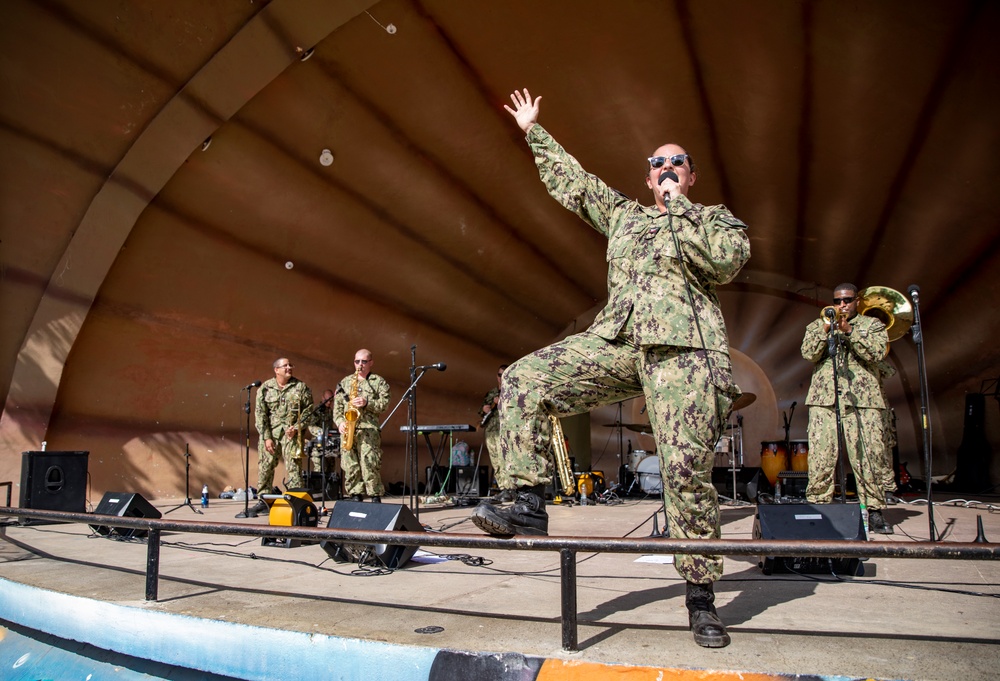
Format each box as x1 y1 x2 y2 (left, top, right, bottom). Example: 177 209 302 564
333 372 391 431
254 377 315 441
801 314 888 409
527 124 750 350
478 386 501 434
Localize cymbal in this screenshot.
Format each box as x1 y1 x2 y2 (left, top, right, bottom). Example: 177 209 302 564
622 422 654 434
732 392 757 411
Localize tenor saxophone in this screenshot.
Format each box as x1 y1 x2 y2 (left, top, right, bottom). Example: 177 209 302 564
550 415 576 496
341 370 361 451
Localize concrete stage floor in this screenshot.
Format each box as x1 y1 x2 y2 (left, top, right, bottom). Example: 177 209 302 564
1 491 999 680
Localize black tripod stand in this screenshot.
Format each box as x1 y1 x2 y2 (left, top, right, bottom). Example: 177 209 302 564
164 443 202 515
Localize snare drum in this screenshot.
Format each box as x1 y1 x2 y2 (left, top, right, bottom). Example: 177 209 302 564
629 449 650 472
635 455 662 494
760 440 789 486
790 440 809 472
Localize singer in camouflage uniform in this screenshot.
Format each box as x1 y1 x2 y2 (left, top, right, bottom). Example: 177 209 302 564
249 358 315 516
478 364 514 499
334 349 391 502
801 284 892 533
473 89 750 648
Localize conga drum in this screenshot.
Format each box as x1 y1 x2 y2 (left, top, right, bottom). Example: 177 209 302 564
790 440 809 472
759 441 789 486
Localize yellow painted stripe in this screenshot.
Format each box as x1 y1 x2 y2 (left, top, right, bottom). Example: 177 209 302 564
538 659 789 681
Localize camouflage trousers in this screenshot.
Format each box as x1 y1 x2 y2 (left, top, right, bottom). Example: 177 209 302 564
877 408 896 491
485 426 514 490
258 436 304 491
341 428 385 497
498 330 738 584
805 405 886 509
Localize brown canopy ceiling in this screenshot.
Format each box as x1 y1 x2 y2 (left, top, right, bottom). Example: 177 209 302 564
2 0 998 499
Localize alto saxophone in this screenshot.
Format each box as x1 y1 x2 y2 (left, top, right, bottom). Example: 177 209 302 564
550 415 576 496
341 370 361 451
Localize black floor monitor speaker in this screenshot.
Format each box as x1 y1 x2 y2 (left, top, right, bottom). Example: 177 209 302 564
426 465 490 497
320 501 424 568
89 491 161 539
19 451 89 523
753 503 865 576
711 467 771 502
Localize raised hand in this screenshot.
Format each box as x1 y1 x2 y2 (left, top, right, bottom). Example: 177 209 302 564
504 88 541 132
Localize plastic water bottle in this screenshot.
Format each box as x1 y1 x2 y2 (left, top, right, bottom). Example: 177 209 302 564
860 503 869 540
201 484 209 508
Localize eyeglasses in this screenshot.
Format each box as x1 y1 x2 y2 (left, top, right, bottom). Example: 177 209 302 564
354 359 371 365
833 297 855 305
648 154 691 169
276 364 293 369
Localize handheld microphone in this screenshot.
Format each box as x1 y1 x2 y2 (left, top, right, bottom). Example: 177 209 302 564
907 284 920 304
825 307 836 320
417 362 447 371
244 380 262 390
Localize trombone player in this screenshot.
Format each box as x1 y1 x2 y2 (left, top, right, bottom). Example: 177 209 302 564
801 284 893 534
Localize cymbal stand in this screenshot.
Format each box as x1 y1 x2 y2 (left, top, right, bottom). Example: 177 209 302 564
722 413 751 506
165 443 202 515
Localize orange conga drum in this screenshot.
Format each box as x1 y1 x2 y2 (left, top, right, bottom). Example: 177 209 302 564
759 441 789 486
790 439 809 472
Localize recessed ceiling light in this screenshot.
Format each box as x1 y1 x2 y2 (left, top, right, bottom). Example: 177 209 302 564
319 149 334 166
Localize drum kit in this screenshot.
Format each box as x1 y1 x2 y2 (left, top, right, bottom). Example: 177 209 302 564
607 391 758 499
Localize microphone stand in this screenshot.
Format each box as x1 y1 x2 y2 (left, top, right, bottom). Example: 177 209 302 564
164 443 201 515
827 319 849 503
910 290 938 541
236 385 257 518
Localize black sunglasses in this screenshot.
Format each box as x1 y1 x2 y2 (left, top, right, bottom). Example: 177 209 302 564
648 154 691 169
833 297 855 305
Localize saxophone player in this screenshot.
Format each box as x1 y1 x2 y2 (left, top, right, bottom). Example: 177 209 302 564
244 358 315 517
334 349 391 503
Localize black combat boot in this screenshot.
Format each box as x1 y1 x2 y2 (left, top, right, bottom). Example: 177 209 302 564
868 509 894 534
686 581 731 648
471 484 548 536
351 494 363 503
370 496 381 504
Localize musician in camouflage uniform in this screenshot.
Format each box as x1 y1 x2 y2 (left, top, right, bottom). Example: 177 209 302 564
334 349 391 502
245 358 315 517
478 364 515 501
801 284 893 533
472 89 750 648
875 359 900 503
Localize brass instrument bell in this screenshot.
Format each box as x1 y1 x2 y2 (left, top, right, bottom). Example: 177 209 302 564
857 286 914 342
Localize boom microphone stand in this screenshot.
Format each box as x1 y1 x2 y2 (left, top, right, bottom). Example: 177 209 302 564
908 285 938 541
164 443 202 515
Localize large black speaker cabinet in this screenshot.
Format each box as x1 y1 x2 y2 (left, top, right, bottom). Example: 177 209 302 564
19 450 89 524
320 501 424 568
753 503 865 576
89 491 161 539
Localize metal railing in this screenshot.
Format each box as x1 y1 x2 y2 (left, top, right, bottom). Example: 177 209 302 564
1 505 997 651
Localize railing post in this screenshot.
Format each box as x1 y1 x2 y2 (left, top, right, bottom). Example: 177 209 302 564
560 548 577 652
145 528 160 601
